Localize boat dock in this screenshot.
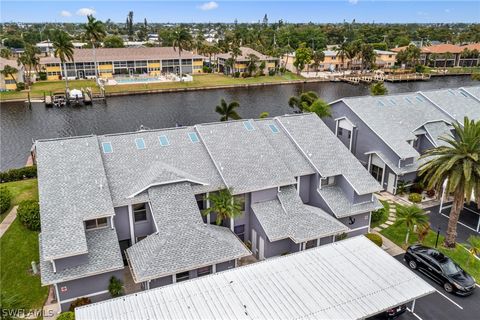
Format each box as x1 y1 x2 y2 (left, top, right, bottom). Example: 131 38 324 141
337 72 431 85
43 87 103 107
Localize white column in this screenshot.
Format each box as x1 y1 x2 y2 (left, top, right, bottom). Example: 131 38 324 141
51 260 56 273
296 177 300 195
110 215 114 230
411 299 416 313
128 204 136 245
349 129 353 152
53 283 61 313
206 192 210 224
172 275 176 284
230 217 234 232
212 264 216 274
335 119 339 136
332 235 335 243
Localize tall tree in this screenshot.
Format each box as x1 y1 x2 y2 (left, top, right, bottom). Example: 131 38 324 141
126 11 134 41
17 44 39 88
215 98 241 121
83 15 106 80
172 27 193 78
229 43 242 76
288 91 331 118
420 118 480 248
336 41 349 71
396 205 429 244
370 82 388 96
0 65 19 86
52 31 74 90
293 43 313 74
246 53 259 76
311 50 325 74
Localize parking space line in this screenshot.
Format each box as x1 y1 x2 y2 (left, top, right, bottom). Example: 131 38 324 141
440 213 478 233
434 289 464 310
406 308 423 320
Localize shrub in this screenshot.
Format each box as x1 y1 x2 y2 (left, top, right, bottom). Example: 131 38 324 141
408 193 422 203
17 200 40 231
108 276 124 297
233 71 240 78
0 166 37 182
202 66 212 73
415 65 426 73
241 72 248 78
268 69 276 76
16 82 25 91
0 186 12 214
69 297 91 312
426 189 435 198
38 72 47 81
57 312 75 320
365 233 383 247
371 207 385 223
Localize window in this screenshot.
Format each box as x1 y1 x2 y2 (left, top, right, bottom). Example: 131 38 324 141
338 127 343 136
268 124 279 133
85 217 108 230
196 194 205 210
243 121 254 131
197 266 212 277
158 135 169 146
135 138 146 150
371 164 384 183
321 176 335 187
188 132 199 143
133 203 147 222
305 239 317 250
348 131 351 139
102 142 113 153
176 271 189 282
234 224 245 241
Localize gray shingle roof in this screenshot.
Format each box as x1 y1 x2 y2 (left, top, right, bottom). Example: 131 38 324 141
217 47 277 62
40 228 124 285
463 86 480 102
196 120 296 195
317 186 382 218
251 186 348 243
341 93 451 160
97 127 225 206
421 88 480 123
365 150 422 176
125 183 250 282
277 114 381 195
36 136 115 260
423 121 453 147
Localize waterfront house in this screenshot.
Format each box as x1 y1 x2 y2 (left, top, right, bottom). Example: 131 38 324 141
35 113 381 311
39 47 205 80
0 57 24 91
216 47 278 75
325 86 480 194
392 43 480 67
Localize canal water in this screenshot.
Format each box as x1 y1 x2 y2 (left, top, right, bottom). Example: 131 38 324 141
1 75 478 170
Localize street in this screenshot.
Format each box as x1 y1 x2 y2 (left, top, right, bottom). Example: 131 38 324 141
394 255 480 320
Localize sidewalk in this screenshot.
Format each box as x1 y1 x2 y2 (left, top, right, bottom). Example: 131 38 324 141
0 206 18 238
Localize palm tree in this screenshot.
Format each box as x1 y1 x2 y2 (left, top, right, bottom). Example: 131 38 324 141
172 27 193 78
83 15 106 80
0 48 12 59
420 118 480 248
229 44 242 76
308 99 332 118
396 205 429 244
202 189 243 230
17 44 39 88
370 82 388 96
336 41 349 71
466 235 480 265
246 53 259 76
288 91 331 118
215 99 241 121
52 31 74 90
0 65 18 87
311 50 325 75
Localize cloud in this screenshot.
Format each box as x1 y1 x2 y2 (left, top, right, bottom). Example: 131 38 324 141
444 9 451 13
60 10 72 17
199 1 218 11
76 8 96 16
348 0 359 4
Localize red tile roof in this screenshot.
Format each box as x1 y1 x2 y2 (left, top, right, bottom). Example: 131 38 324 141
420 44 463 54
461 43 480 51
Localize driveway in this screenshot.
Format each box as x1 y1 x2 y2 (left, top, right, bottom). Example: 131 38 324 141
394 255 480 320
426 202 479 244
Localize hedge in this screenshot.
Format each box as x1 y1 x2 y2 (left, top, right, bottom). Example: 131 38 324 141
365 233 383 247
0 166 37 183
56 312 75 320
408 192 422 203
0 186 12 214
69 297 91 312
17 200 40 231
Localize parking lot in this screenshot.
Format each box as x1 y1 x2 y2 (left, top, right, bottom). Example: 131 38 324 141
394 255 480 320
427 202 479 244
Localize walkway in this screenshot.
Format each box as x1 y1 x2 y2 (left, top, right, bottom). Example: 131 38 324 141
372 195 397 233
0 206 18 238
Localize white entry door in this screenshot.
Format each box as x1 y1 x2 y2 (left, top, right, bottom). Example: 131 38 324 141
259 236 265 260
387 173 396 194
251 229 257 256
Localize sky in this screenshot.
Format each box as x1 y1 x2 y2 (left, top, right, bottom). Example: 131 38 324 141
1 1 479 23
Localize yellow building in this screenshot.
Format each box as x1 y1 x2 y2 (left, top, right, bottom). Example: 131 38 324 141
39 47 206 80
0 57 24 91
217 47 278 75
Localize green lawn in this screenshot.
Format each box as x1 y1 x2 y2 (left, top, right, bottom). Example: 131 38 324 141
0 178 47 311
370 200 390 229
0 73 305 101
0 179 38 222
380 222 480 282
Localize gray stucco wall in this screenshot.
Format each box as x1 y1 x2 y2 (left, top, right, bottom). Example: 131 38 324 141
354 193 372 204
418 134 435 154
55 254 89 271
299 175 311 203
57 269 124 311
133 204 155 240
216 260 235 272
339 211 370 232
150 275 173 289
114 206 130 241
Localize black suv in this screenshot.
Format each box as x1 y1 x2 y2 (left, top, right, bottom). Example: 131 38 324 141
404 244 476 296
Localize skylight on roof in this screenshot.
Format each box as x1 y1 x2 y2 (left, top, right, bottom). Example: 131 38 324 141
243 121 254 131
448 89 456 96
377 100 385 107
269 124 279 133
188 132 199 143
460 91 469 98
415 96 424 102
158 135 170 146
135 138 146 150
404 97 413 105
102 142 113 154
389 98 396 105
